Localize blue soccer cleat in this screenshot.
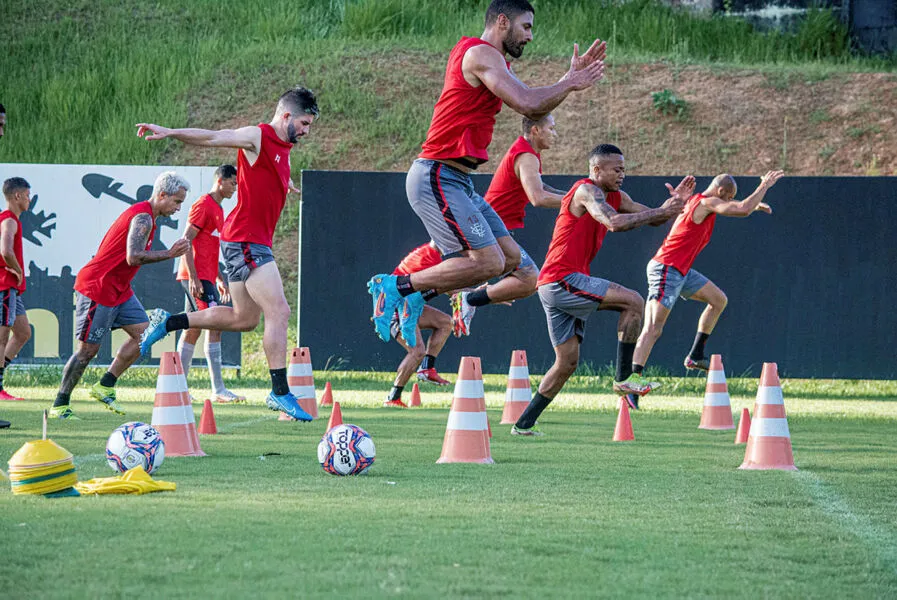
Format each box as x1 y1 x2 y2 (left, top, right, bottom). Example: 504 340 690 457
398 292 425 348
367 274 403 343
140 308 171 356
265 391 313 421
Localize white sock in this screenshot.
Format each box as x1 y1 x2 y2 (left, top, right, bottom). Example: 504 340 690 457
206 340 225 395
178 338 195 380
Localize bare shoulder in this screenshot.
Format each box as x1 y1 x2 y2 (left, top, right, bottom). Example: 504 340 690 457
464 42 508 77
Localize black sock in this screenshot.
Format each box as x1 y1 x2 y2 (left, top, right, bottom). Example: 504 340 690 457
387 385 403 401
0 366 5 392
165 313 190 332
615 342 636 382
396 275 415 297
515 392 553 429
420 354 436 370
466 288 491 307
633 363 645 375
99 371 118 387
53 392 71 408
5 356 13 367
689 332 710 359
422 289 438 301
270 368 289 395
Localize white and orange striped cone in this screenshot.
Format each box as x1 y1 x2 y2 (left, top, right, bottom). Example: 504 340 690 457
739 363 796 470
151 352 206 457
280 347 318 421
437 357 493 464
698 354 735 430
500 350 532 424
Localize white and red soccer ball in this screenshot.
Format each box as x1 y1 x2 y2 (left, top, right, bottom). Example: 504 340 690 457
317 424 375 476
106 422 165 474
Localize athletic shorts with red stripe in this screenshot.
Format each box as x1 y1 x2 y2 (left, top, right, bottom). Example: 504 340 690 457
0 288 26 328
537 272 611 347
406 158 509 255
221 241 275 283
180 279 221 312
646 259 709 311
74 292 148 345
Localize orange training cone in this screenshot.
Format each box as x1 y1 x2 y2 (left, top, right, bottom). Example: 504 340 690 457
280 347 318 421
698 354 735 430
735 408 751 444
739 363 796 470
319 382 333 407
409 383 422 407
437 357 493 464
500 350 532 424
198 399 218 435
326 401 343 432
151 352 206 457
613 397 635 441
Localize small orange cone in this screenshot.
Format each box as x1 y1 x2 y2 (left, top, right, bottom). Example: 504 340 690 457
319 382 333 407
698 354 735 430
735 408 751 444
326 401 343 432
151 352 206 457
437 357 493 464
198 399 218 435
739 363 796 470
500 350 532 424
613 397 635 442
409 383 422 407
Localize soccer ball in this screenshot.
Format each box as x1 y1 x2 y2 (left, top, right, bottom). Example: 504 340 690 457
317 424 376 476
106 422 165 474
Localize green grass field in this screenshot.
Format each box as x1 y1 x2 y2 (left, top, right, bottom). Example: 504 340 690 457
2 375 896 597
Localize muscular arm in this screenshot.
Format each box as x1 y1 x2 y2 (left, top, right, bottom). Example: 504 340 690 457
516 153 563 209
575 185 679 233
136 123 261 153
0 219 22 278
126 214 172 266
618 191 674 226
701 171 784 218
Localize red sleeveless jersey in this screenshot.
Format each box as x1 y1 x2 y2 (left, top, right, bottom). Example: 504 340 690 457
653 193 716 275
75 202 156 306
0 211 24 292
177 194 224 282
485 136 541 230
537 180 621 286
392 244 442 275
220 123 292 247
419 37 508 165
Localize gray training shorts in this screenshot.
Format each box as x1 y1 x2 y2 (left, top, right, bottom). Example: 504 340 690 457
0 289 26 328
406 158 509 256
509 230 538 272
221 241 275 283
538 272 611 347
646 259 709 311
75 292 148 345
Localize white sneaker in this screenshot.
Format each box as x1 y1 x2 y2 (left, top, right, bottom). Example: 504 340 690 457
213 389 247 404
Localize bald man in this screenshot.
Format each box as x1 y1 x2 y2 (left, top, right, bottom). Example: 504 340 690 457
631 171 784 377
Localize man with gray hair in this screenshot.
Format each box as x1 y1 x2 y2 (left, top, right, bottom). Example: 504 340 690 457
49 171 190 419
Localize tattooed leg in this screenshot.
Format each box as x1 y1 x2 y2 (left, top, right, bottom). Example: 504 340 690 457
56 342 100 401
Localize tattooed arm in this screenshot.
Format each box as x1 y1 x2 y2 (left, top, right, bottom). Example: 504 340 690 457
574 182 685 233
126 213 189 266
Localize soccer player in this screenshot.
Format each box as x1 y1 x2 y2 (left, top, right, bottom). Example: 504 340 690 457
0 178 34 403
367 0 607 348
175 164 245 403
135 87 319 421
49 172 190 419
450 113 565 335
632 171 784 374
385 242 452 408
511 144 692 436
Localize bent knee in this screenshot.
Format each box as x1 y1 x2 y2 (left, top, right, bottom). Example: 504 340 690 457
624 290 645 313
714 291 729 310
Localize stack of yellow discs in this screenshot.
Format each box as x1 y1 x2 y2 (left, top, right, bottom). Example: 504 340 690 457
7 439 78 496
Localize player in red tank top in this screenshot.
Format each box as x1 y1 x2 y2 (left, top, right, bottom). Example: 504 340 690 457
367 0 608 349
511 145 692 435
136 88 321 421
632 171 784 374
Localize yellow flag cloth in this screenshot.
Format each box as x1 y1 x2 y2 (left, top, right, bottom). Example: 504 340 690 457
74 466 176 495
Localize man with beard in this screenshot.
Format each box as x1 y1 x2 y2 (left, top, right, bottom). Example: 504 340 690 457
135 87 319 422
367 0 607 348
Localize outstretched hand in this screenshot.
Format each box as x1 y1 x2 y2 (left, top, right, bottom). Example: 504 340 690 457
136 123 171 141
760 170 785 188
665 175 696 202
570 39 607 71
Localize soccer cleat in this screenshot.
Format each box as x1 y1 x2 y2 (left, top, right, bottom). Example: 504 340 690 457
684 356 711 371
0 389 24 401
140 308 171 356
213 389 247 403
450 291 476 337
367 275 403 343
613 373 661 397
511 424 544 436
49 405 81 420
398 292 425 348
383 399 409 408
624 393 640 410
417 368 450 386
265 391 313 421
90 382 125 415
